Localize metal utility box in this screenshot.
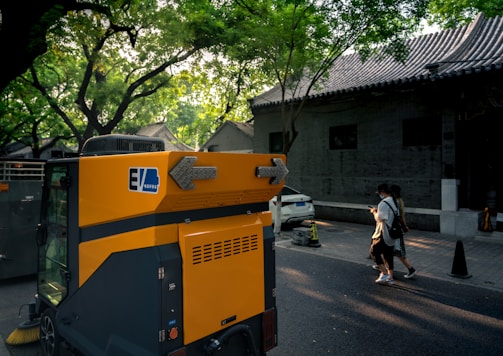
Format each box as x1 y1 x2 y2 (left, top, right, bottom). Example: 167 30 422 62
0 159 45 279
292 226 311 246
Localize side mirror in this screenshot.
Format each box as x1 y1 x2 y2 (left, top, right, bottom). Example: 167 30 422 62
36 223 47 246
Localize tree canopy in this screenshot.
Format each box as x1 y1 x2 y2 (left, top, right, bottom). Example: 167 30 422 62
1 0 502 157
0 1 113 94
427 0 503 28
2 0 253 152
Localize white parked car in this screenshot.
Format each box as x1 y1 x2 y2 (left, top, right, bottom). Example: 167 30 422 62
269 185 315 226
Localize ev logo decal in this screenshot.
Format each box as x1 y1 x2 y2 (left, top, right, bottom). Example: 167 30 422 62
129 167 160 194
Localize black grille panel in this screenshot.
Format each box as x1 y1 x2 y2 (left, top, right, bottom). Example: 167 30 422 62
192 235 259 265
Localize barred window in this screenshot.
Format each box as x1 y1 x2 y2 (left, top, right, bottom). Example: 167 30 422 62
329 124 357 150
269 132 283 153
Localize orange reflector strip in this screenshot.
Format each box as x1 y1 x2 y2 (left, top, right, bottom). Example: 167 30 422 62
168 347 186 356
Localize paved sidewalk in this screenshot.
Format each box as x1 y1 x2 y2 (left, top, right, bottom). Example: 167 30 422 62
276 219 503 292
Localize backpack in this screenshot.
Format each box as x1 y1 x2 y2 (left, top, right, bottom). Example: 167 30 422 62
383 200 404 239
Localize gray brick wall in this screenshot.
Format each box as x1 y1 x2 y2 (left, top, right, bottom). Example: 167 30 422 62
252 89 447 231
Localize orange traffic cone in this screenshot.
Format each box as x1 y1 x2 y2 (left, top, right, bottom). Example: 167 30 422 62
448 240 472 279
482 207 493 232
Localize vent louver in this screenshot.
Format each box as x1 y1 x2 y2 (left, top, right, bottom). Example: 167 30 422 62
192 235 259 265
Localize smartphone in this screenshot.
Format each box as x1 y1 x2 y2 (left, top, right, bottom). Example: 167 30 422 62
368 205 373 209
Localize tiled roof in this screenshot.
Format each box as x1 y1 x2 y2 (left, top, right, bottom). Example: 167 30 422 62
229 121 254 137
199 121 254 151
251 13 503 108
136 122 194 151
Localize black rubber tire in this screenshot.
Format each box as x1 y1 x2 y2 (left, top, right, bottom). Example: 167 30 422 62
40 308 61 356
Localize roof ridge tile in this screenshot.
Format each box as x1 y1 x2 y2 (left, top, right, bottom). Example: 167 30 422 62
251 13 503 108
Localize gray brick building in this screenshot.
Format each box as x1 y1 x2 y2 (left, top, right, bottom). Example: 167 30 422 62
250 14 503 236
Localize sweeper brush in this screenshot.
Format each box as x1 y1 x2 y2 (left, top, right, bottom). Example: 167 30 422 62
6 319 40 345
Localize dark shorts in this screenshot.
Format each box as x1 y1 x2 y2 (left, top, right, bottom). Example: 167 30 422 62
370 236 394 269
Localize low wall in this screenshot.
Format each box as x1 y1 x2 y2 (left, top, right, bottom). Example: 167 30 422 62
314 201 441 232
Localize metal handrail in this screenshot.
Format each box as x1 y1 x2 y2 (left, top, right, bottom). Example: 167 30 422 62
0 161 45 181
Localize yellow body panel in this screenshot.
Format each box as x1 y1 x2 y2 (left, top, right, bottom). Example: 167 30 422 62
79 151 285 228
78 224 178 286
178 214 266 344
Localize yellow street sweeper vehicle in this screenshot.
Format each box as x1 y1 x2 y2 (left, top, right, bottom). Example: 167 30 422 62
10 135 286 356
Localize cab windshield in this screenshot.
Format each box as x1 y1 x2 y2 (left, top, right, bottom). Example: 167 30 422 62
37 165 69 306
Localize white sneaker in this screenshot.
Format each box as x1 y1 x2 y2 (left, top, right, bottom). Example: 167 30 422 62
375 273 390 284
371 265 380 271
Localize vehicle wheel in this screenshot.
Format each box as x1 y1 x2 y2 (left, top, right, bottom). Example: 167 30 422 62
40 308 61 356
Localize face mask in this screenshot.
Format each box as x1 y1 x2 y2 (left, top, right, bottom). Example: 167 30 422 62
379 194 385 199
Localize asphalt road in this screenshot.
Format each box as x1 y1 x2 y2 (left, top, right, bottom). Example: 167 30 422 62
2 247 503 356
269 247 503 356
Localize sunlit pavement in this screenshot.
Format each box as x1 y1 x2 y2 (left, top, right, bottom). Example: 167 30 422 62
276 219 503 292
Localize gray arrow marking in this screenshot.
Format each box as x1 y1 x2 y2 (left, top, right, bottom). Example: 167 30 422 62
256 158 289 184
169 156 217 190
